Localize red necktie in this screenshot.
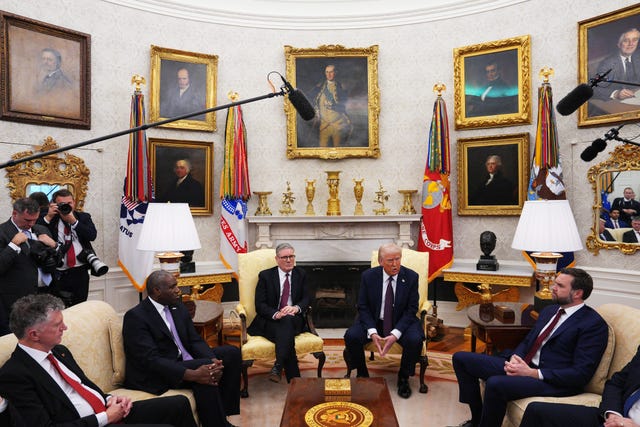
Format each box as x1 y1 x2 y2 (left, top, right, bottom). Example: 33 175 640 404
523 308 565 364
64 225 76 268
47 353 105 413
383 277 394 336
279 273 290 309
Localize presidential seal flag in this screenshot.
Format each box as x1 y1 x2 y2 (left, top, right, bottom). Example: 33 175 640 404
418 87 453 282
219 94 250 276
118 78 155 291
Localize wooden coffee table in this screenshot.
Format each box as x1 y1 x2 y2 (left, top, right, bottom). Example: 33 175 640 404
467 302 536 354
280 377 399 427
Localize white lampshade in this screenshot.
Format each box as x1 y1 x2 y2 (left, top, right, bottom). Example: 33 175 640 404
511 200 583 253
137 203 201 252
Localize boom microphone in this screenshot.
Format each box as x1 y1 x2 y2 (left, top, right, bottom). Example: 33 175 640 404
280 76 316 121
556 69 612 116
580 125 623 162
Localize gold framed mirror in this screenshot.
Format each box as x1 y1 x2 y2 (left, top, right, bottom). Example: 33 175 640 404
586 144 640 255
4 136 90 210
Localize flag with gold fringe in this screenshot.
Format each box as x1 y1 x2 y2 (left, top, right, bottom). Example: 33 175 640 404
118 78 155 291
417 89 454 281
525 74 574 269
219 97 250 277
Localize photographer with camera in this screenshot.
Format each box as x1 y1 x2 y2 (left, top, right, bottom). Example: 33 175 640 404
38 189 100 307
0 197 57 335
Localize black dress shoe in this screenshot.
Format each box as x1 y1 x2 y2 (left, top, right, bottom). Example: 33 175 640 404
397 376 412 399
269 364 282 383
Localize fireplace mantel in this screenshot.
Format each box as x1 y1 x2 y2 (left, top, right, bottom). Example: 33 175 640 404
247 214 422 262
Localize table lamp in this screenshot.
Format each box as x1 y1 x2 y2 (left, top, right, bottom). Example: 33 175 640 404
511 200 583 311
136 203 201 277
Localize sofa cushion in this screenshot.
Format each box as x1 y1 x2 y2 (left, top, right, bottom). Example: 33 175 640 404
108 316 126 386
240 332 324 361
584 321 615 394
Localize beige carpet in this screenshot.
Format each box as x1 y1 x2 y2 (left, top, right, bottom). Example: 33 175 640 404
230 347 467 426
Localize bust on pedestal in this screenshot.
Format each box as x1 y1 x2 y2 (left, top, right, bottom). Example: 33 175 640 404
477 230 499 271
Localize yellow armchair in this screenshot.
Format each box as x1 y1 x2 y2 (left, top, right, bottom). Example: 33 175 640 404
236 249 325 397
344 248 432 393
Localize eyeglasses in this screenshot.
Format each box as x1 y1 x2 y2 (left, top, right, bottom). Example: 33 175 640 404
278 255 296 260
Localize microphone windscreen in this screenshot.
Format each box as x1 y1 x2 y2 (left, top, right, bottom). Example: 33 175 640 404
580 145 598 162
556 84 593 116
288 89 316 121
592 138 607 152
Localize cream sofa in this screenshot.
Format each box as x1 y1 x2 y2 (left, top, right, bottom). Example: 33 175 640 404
0 300 199 423
503 303 640 427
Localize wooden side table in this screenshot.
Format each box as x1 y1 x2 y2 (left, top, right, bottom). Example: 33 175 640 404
467 302 536 354
192 300 224 347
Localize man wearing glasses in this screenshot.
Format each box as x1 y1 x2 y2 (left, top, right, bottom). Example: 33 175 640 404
247 243 310 383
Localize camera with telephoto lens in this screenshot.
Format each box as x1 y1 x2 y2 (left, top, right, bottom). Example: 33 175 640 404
30 241 64 273
77 249 109 276
57 202 72 215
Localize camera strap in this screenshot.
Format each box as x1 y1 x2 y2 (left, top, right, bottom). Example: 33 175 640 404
63 225 76 267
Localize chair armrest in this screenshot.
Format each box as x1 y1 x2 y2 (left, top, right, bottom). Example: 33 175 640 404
236 304 248 344
304 306 320 335
419 300 433 316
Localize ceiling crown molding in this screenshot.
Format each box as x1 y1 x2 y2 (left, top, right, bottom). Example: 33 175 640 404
101 0 529 30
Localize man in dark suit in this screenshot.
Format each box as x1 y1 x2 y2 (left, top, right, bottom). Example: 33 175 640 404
0 198 57 335
123 270 241 427
520 344 640 427
160 67 205 120
157 159 205 207
344 243 424 399
247 242 310 383
611 188 640 225
604 209 629 229
448 267 609 427
599 218 617 242
470 155 517 206
37 189 98 306
622 216 640 243
593 28 640 101
0 294 197 427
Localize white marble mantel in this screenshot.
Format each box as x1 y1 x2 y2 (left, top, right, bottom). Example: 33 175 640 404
247 214 422 262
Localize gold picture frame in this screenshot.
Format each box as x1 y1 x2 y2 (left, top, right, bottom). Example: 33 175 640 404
149 45 218 132
453 35 531 130
457 133 529 216
578 4 640 127
0 12 91 129
284 44 380 159
149 138 213 216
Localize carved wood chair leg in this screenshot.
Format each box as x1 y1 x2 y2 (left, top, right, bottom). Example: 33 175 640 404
342 347 353 378
418 354 429 394
313 351 326 377
240 360 253 398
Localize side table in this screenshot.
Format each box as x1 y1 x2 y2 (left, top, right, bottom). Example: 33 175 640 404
192 300 224 347
467 302 536 354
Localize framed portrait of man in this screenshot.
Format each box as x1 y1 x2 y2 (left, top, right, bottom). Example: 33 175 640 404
453 35 531 130
149 45 218 132
578 4 640 127
284 44 380 159
149 138 213 215
457 133 529 216
0 12 90 129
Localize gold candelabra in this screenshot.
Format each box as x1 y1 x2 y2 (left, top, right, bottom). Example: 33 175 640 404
373 180 390 215
279 182 296 215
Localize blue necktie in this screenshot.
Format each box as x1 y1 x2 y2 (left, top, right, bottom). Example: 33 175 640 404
624 388 640 417
163 306 193 361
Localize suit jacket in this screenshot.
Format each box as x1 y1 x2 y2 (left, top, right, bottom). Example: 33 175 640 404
593 52 640 100
247 265 310 336
157 174 204 206
0 219 53 315
122 297 216 395
599 229 616 242
511 304 608 389
0 344 108 427
604 218 629 229
611 197 640 224
37 211 97 266
600 345 640 414
160 85 205 120
355 265 420 335
622 229 639 243
470 170 516 206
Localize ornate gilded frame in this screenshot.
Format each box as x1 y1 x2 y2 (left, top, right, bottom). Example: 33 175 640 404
0 12 91 129
284 44 380 159
453 35 531 130
149 138 213 215
149 45 218 132
578 4 640 127
4 136 90 210
457 133 529 216
586 144 640 255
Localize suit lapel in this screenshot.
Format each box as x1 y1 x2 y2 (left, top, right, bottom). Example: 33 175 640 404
547 305 585 341
142 298 173 340
372 267 384 315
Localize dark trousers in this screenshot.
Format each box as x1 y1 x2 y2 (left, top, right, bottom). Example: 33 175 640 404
520 401 603 427
452 352 577 427
261 314 305 380
118 395 197 426
343 320 423 379
180 345 241 426
54 266 90 306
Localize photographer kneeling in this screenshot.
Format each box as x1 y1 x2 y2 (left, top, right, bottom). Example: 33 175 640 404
39 189 103 307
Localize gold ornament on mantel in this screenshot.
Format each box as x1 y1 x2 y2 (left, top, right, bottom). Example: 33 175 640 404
325 171 341 216
373 180 390 215
279 181 296 215
353 178 365 215
398 189 417 214
305 179 316 215
253 191 272 216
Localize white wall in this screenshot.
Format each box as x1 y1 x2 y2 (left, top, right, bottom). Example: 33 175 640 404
1 0 639 312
